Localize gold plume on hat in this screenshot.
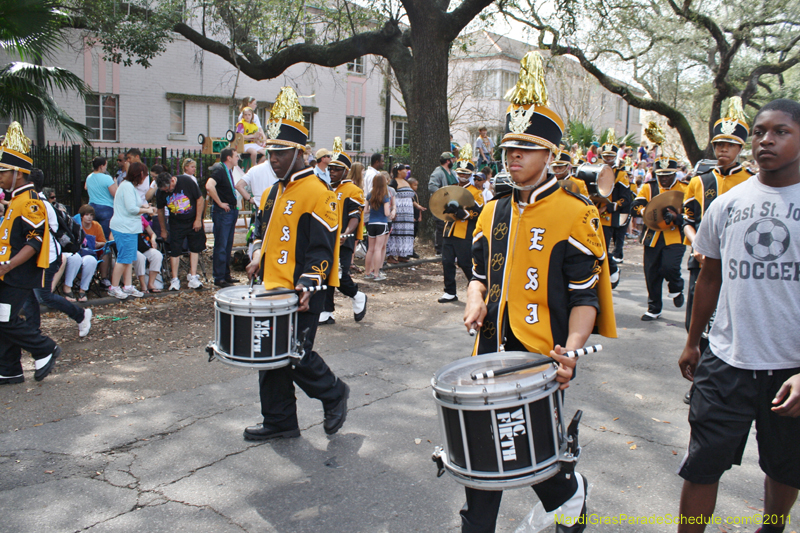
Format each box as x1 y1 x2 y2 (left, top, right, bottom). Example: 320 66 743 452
575 146 584 160
644 121 666 146
458 144 473 163
504 51 548 106
269 87 304 124
624 155 633 170
332 136 344 160
606 128 617 146
725 96 748 123
1 122 31 154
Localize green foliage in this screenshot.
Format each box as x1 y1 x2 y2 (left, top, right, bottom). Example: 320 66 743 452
565 121 595 149
385 143 410 163
0 0 92 143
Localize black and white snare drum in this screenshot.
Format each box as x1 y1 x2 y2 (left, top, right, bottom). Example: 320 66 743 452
432 352 578 490
209 286 298 370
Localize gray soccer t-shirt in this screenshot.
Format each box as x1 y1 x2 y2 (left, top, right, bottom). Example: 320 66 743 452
694 176 800 370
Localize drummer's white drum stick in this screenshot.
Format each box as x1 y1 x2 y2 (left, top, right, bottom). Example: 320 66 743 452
251 285 328 298
340 233 355 239
471 345 603 380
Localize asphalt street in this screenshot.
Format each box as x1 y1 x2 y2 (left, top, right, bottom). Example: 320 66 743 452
1 245 796 533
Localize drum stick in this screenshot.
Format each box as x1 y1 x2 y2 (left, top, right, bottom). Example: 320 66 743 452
470 345 603 380
340 233 355 239
252 285 328 298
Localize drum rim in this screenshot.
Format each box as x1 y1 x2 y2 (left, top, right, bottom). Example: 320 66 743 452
440 455 562 490
432 352 558 400
214 286 300 307
210 343 295 369
432 377 559 408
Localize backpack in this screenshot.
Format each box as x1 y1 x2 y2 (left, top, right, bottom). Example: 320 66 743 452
52 205 82 253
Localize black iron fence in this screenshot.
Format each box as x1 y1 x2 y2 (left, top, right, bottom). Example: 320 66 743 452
30 144 219 214
29 144 412 214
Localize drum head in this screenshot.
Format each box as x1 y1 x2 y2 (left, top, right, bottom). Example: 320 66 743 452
594 164 615 197
576 163 615 198
433 352 557 402
215 285 298 310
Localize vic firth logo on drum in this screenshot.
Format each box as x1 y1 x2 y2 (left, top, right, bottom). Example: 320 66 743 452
253 319 272 352
497 408 527 462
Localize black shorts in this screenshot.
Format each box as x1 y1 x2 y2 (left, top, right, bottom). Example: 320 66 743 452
367 223 389 237
678 348 800 488
168 219 207 257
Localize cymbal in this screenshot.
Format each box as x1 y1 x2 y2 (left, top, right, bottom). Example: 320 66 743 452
558 179 581 195
643 190 685 231
429 185 475 222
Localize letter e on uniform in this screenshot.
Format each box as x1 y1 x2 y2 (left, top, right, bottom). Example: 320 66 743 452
529 228 545 250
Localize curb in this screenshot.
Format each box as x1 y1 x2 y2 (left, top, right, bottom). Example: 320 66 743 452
42 285 211 311
382 256 441 270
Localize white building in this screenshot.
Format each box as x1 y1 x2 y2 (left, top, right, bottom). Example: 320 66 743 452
448 31 644 154
3 30 408 155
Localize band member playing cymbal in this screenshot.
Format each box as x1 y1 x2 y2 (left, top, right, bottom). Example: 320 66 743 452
438 145 483 304
321 137 368 325
631 148 687 322
462 51 617 533
244 87 349 441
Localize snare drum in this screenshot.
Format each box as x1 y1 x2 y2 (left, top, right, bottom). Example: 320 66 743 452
575 163 614 198
209 286 298 370
432 352 567 490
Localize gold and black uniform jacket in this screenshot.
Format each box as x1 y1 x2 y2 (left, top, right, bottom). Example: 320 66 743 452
682 165 752 241
632 180 687 247
567 176 590 198
0 183 50 289
600 168 633 228
471 178 617 356
444 184 485 239
256 168 340 301
333 179 365 249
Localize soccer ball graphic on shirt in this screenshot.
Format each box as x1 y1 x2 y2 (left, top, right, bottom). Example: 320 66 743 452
744 218 791 261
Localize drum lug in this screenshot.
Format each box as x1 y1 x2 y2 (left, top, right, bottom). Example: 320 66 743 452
432 447 446 478
560 409 583 475
206 343 215 363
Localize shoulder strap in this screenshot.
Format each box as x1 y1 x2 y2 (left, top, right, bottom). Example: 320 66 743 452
699 170 718 208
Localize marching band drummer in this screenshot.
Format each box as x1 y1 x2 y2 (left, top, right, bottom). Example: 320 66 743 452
552 149 589 198
321 137 368 325
244 87 349 441
598 131 632 278
462 52 617 533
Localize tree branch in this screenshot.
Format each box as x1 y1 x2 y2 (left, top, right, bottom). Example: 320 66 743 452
442 0 495 42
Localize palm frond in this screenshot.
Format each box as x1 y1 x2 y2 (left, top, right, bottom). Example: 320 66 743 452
0 0 66 61
1 62 90 97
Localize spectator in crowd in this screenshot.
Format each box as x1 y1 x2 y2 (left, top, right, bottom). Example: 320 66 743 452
479 165 495 202
238 96 262 130
181 158 199 184
363 153 384 198
115 153 128 184
474 126 495 167
236 107 267 164
428 151 458 255
348 162 364 191
450 134 461 159
155 171 206 290
24 171 92 337
586 141 600 163
144 164 165 203
364 172 392 281
407 177 426 245
125 149 150 206
133 216 163 293
85 156 116 239
386 163 415 263
206 148 240 287
314 148 332 185
76 204 107 268
61 240 97 303
109 162 157 299
303 145 313 165
235 155 277 211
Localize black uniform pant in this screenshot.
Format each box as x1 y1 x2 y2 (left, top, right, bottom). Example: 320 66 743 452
443 236 472 296
611 224 626 259
643 243 685 314
258 312 345 430
601 226 619 275
461 470 579 533
0 281 58 378
685 266 710 354
324 244 358 313
434 219 445 254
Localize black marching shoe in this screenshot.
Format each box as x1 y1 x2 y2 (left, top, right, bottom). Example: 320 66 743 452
641 312 661 322
243 424 301 441
673 292 685 308
0 375 24 385
323 382 350 435
214 279 233 288
224 276 239 285
34 346 62 382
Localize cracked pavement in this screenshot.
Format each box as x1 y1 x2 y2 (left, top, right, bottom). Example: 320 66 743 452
1 251 796 532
